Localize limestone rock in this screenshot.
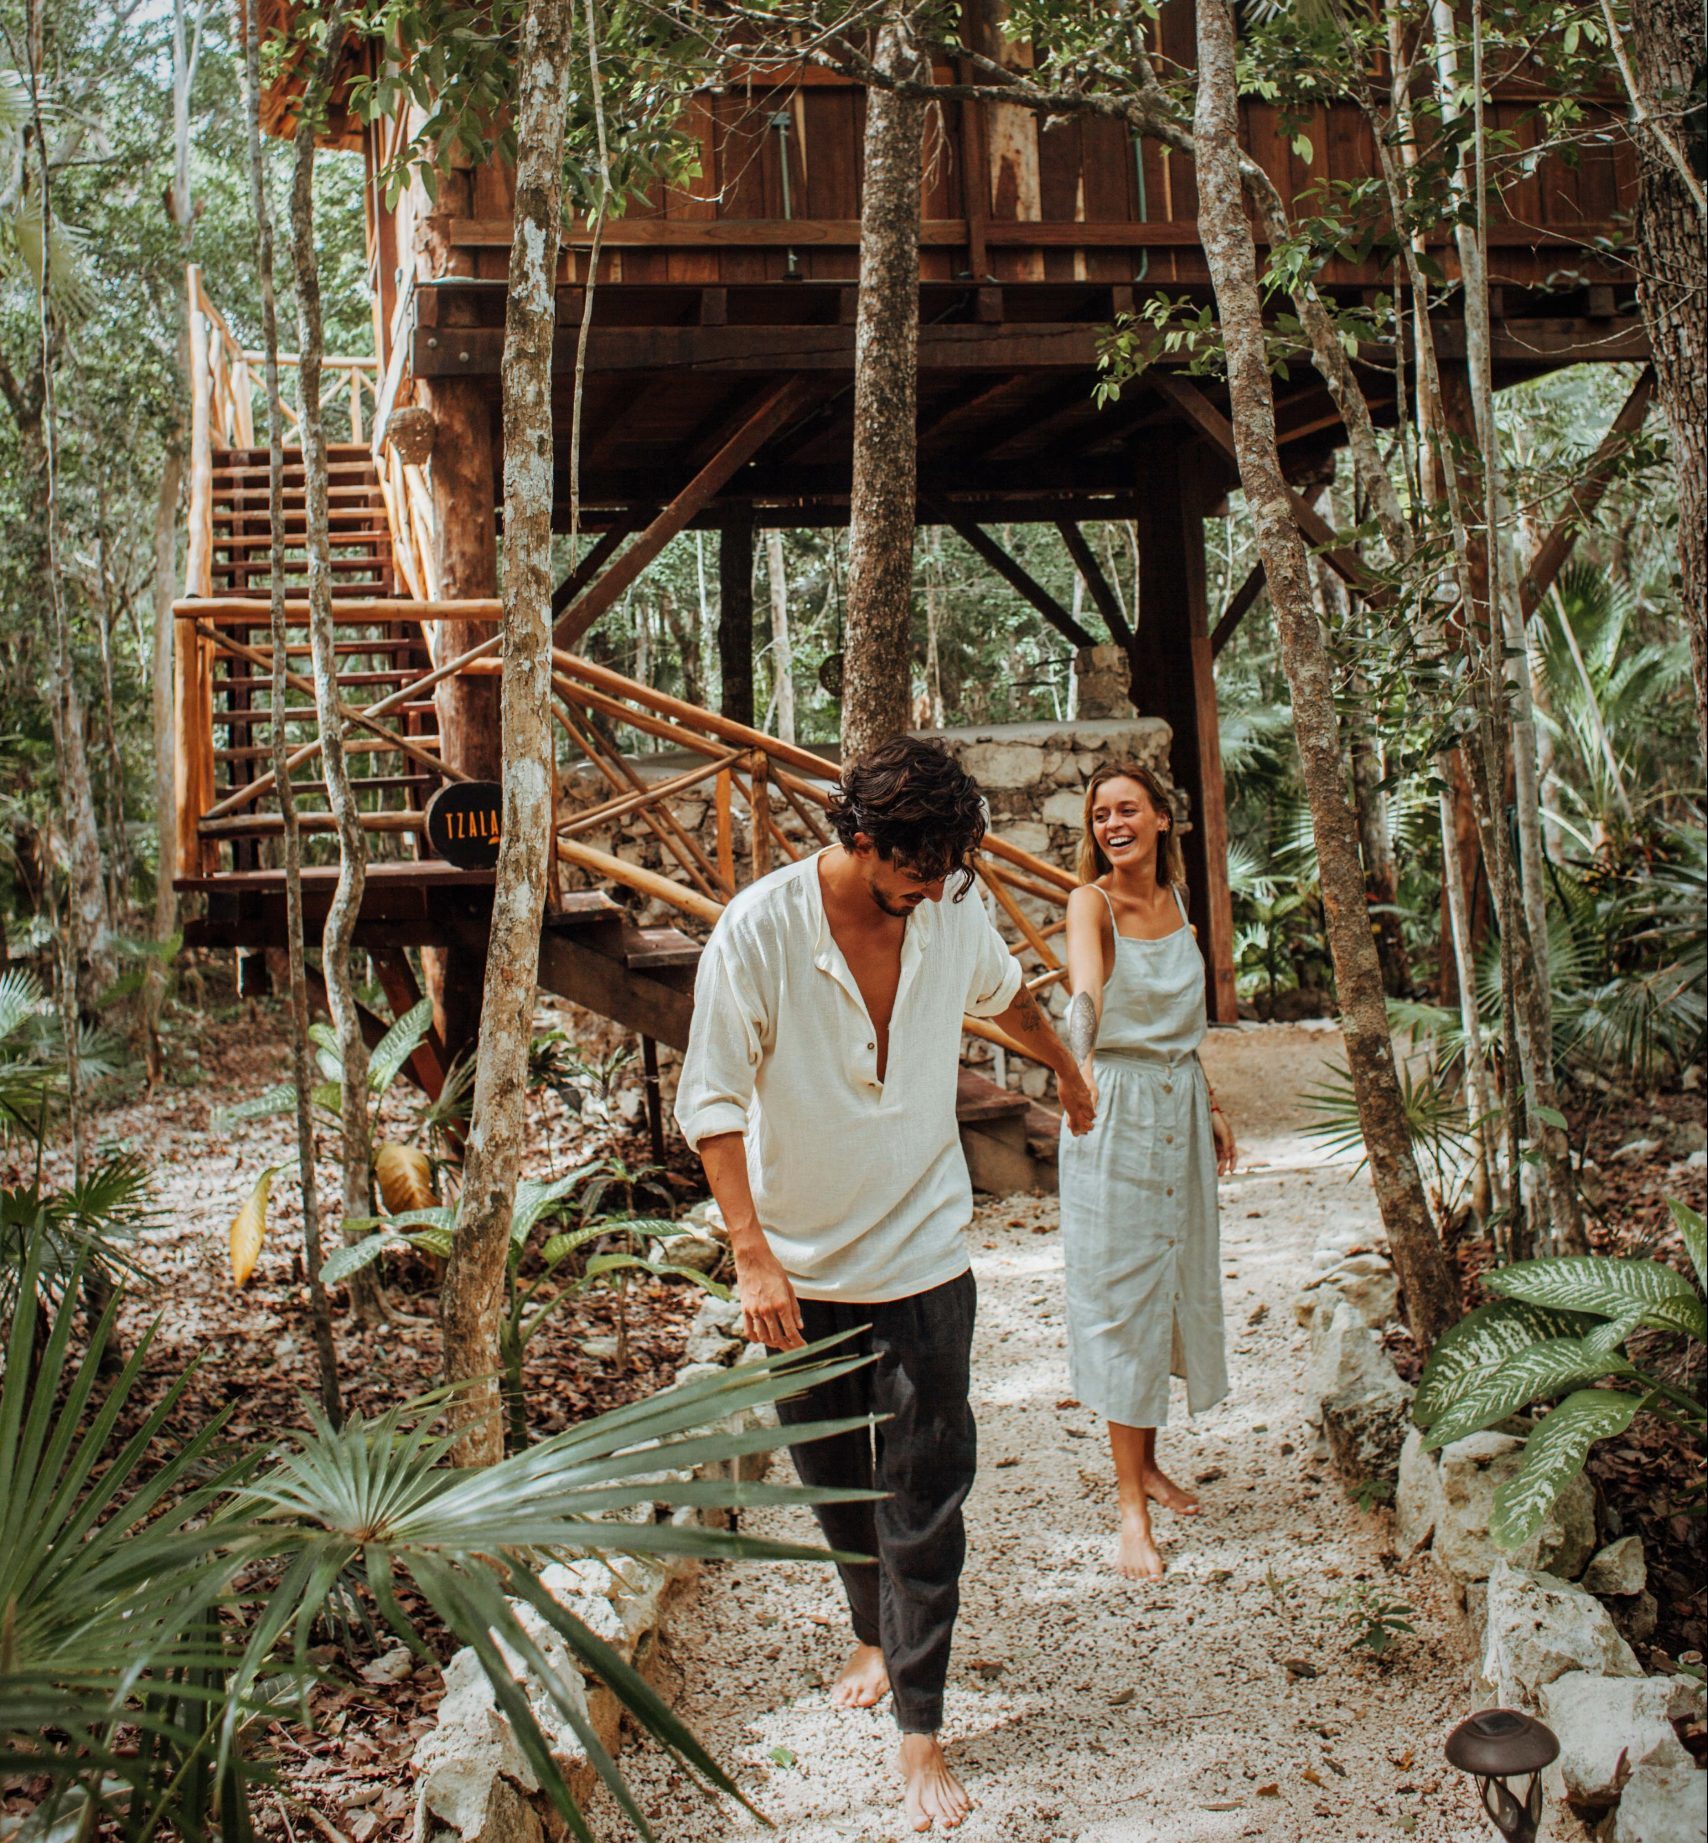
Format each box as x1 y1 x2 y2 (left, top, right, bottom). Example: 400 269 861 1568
412 1636 590 1843
1306 1299 1400 1406
957 740 1046 790
1583 1535 1647 1599
1322 1373 1414 1489
1000 821 1051 857
1478 1561 1643 1705
1316 1253 1401 1332
652 1231 724 1275
1539 1669 1692 1808
1435 1431 1597 1585
1395 1427 1445 1554
1041 788 1089 829
1611 1590 1660 1646
1073 644 1130 718
1608 1758 1708 1843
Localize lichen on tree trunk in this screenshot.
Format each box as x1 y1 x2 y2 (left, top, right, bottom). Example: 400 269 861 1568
439 0 575 1467
1192 0 1460 1353
841 10 928 762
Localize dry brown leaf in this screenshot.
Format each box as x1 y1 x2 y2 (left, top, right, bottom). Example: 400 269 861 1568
376 1142 435 1215
231 1165 282 1288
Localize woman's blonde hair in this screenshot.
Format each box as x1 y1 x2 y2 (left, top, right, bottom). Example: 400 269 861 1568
1075 762 1186 890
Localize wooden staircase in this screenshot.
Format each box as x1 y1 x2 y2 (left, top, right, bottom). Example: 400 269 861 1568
201 442 440 868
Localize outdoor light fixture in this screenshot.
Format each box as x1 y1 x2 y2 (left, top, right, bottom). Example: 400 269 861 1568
1444 1708 1560 1842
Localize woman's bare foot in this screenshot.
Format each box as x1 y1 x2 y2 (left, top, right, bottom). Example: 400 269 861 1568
898 1733 972 1831
1141 1466 1201 1516
829 1642 890 1709
1116 1503 1166 1580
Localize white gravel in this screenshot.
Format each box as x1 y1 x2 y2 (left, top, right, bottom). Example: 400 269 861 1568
597 1024 1490 1842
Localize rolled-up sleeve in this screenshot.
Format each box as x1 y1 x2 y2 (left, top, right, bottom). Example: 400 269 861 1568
964 906 1025 1017
674 926 768 1149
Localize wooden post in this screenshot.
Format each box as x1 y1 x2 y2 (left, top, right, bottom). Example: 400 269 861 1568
718 507 755 726
416 361 500 1065
177 270 216 881
749 751 772 882
1132 448 1238 1023
640 1035 667 1168
715 766 734 889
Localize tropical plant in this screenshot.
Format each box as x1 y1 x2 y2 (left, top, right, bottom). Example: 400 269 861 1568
1334 1579 1416 1657
1303 1056 1475 1206
1412 1201 1706 1550
325 1156 720 1451
2 1237 875 1841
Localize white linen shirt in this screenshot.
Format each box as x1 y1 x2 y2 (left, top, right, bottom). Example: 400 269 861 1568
673 849 1024 1303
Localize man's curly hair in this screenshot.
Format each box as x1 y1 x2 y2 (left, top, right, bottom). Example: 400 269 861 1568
826 736 986 897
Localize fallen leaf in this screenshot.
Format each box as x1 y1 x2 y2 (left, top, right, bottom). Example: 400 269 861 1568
1246 1302 1269 1326
969 1659 1005 1679
1201 1801 1244 1811
231 1164 283 1288
1283 1658 1320 1680
769 1746 796 1768
1056 1399 1080 1410
1195 1467 1225 1485
995 1455 1020 1468
1255 1783 1280 1797
1030 1221 1056 1233
1107 1688 1135 1707
1390 1749 1415 1770
1301 1768 1325 1788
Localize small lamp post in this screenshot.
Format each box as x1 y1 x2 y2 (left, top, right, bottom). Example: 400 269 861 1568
1444 1709 1560 1841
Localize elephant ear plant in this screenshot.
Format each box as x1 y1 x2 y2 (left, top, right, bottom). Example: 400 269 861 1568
0 1235 876 1842
1413 1201 1706 1550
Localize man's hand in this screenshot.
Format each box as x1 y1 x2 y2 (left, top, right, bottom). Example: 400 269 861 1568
1058 1058 1096 1136
1212 1107 1238 1177
737 1247 806 1350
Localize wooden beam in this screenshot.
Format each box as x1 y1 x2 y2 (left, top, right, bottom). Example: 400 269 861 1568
553 377 816 651
1146 370 1376 597
1211 561 1266 657
370 950 448 1098
550 522 632 616
926 497 1099 650
1518 366 1655 618
956 63 991 281
1055 520 1133 647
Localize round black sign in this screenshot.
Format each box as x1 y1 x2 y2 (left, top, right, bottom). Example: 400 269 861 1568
426 780 503 869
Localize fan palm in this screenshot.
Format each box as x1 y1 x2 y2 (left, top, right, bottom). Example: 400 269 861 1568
2 1240 877 1842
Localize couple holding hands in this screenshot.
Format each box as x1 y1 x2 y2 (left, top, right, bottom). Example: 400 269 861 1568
674 737 1238 1831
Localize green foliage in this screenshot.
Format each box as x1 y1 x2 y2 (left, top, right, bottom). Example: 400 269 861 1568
1335 1580 1416 1657
1303 1057 1473 1199
1 1230 878 1840
1414 1212 1705 1551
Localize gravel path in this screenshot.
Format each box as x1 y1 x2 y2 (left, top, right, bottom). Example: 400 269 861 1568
601 1024 1486 1843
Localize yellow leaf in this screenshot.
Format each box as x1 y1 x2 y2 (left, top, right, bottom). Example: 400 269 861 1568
376 1141 435 1215
231 1166 282 1288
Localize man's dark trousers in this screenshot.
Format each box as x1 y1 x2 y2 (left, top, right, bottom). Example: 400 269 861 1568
773 1270 977 1734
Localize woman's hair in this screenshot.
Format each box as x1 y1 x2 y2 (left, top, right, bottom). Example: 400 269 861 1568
826 736 985 897
1075 761 1186 890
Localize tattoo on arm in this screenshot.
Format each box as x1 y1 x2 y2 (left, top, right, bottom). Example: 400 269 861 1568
1009 983 1045 1034
1066 991 1097 1065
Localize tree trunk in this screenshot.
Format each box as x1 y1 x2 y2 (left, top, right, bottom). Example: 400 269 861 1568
841 11 927 761
1624 0 1707 741
1193 0 1459 1352
244 2 342 1423
440 0 574 1468
764 528 796 743
717 508 755 726
146 448 183 1081
288 7 376 1314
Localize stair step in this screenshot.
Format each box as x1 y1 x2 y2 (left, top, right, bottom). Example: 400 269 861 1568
213 557 395 575
213 531 394 549
622 926 702 971
199 809 428 839
216 735 441 761
217 668 417 689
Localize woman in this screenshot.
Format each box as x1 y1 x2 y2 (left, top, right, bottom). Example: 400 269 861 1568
1058 762 1236 1580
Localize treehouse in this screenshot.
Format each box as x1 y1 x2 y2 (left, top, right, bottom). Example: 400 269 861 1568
171 2 1644 1153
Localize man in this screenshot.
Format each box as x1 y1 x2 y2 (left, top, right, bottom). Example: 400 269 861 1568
675 736 1094 1832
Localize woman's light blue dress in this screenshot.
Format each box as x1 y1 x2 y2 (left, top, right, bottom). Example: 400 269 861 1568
1058 883 1228 1427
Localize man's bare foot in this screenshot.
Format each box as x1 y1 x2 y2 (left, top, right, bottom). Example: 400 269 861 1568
1116 1504 1166 1580
829 1643 890 1710
1141 1466 1201 1516
898 1733 972 1831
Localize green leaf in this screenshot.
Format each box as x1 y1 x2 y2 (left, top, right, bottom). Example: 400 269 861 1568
1422 1339 1635 1450
368 1000 434 1099
212 1083 298 1131
319 1235 413 1284
1669 1197 1707 1295
1414 1299 1596 1427
1533 1104 1568 1131
1490 1388 1641 1551
1486 1255 1704 1338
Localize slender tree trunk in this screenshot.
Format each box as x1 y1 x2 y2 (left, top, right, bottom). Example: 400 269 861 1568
441 0 575 1467
841 10 927 761
764 528 796 744
91 488 131 917
244 3 342 1424
288 8 376 1312
1194 0 1459 1352
1437 770 1499 1224
146 448 183 1081
1622 0 1707 740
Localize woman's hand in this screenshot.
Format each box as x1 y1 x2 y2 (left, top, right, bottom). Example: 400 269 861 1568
1212 1107 1238 1176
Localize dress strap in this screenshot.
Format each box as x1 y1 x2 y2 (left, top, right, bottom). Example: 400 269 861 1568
1170 883 1190 926
1092 882 1119 930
